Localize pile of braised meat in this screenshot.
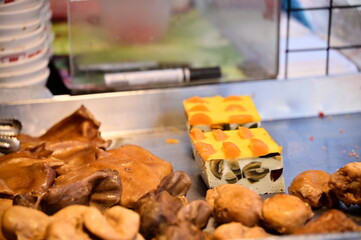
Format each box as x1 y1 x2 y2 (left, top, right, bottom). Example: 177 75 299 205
0 105 172 213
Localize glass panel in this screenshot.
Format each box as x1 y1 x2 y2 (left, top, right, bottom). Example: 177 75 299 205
287 10 328 50
330 8 361 47
286 51 327 78
328 49 359 75
293 0 330 9
333 0 361 6
67 0 280 93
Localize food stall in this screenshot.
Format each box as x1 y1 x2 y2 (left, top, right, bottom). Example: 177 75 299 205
1 0 361 239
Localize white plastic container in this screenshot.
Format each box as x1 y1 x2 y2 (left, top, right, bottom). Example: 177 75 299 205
0 0 41 12
0 46 49 72
0 18 41 37
0 34 48 64
0 1 42 26
0 69 51 103
0 24 45 50
0 59 48 84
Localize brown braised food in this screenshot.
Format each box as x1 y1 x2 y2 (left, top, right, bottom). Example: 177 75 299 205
206 184 262 227
261 193 314 234
329 161 361 207
0 106 173 212
288 170 337 208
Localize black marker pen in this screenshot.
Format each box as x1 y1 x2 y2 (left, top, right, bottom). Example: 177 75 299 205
104 67 221 87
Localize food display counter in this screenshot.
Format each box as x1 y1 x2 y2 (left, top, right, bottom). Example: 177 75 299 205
1 73 361 239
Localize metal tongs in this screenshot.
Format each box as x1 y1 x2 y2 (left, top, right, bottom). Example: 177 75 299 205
0 119 22 154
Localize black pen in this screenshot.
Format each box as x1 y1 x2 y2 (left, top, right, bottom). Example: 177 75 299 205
104 67 222 87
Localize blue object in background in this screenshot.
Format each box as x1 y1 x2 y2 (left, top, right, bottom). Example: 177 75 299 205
282 0 312 29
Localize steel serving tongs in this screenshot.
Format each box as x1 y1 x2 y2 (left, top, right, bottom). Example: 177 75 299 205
0 119 22 154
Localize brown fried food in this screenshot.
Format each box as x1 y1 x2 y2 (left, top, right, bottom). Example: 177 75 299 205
0 156 63 201
136 190 184 239
18 105 111 151
176 200 212 229
288 170 338 208
0 199 12 240
329 162 361 206
293 209 361 235
94 144 173 208
40 169 122 214
210 184 262 227
48 205 91 240
262 193 314 234
212 222 270 240
156 171 192 197
156 221 207 240
2 206 51 240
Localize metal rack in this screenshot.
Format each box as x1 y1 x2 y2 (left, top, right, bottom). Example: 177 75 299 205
284 0 361 78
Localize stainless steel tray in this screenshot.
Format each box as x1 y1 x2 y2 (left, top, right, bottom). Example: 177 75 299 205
1 74 361 239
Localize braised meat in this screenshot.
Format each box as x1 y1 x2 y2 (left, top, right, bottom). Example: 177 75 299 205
41 169 122 214
2 206 51 240
18 105 111 151
93 145 173 208
288 170 337 208
207 184 262 227
2 204 142 240
261 193 314 234
212 222 271 240
293 209 361 235
0 156 62 201
329 162 361 206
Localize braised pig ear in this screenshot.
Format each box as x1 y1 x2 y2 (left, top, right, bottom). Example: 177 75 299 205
2 206 50 240
102 206 140 240
156 171 192 197
19 105 111 150
41 169 122 214
0 158 61 203
84 206 140 240
45 220 92 240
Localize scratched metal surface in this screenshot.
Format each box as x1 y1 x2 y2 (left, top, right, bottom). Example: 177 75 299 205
107 113 361 226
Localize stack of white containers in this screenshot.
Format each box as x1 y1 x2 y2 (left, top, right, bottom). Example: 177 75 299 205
0 0 53 102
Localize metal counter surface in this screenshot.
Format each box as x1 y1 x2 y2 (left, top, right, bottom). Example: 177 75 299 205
105 112 361 236
107 112 361 201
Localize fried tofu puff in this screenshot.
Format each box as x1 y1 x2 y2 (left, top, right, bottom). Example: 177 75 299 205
329 162 361 206
288 170 338 208
206 184 262 227
212 222 271 240
293 209 361 235
261 194 314 234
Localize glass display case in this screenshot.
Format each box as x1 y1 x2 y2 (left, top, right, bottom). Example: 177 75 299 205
67 0 281 93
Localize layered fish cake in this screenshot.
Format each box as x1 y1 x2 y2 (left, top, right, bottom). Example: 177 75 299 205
183 95 261 132
189 127 285 194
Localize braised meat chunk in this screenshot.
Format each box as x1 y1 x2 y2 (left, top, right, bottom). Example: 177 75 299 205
18 105 111 151
207 184 262 227
0 155 63 201
212 222 271 240
293 209 361 235
288 170 337 208
329 162 361 206
41 169 122 214
92 144 173 208
262 193 314 234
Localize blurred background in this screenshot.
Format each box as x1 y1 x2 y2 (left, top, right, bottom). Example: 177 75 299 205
1 0 361 100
